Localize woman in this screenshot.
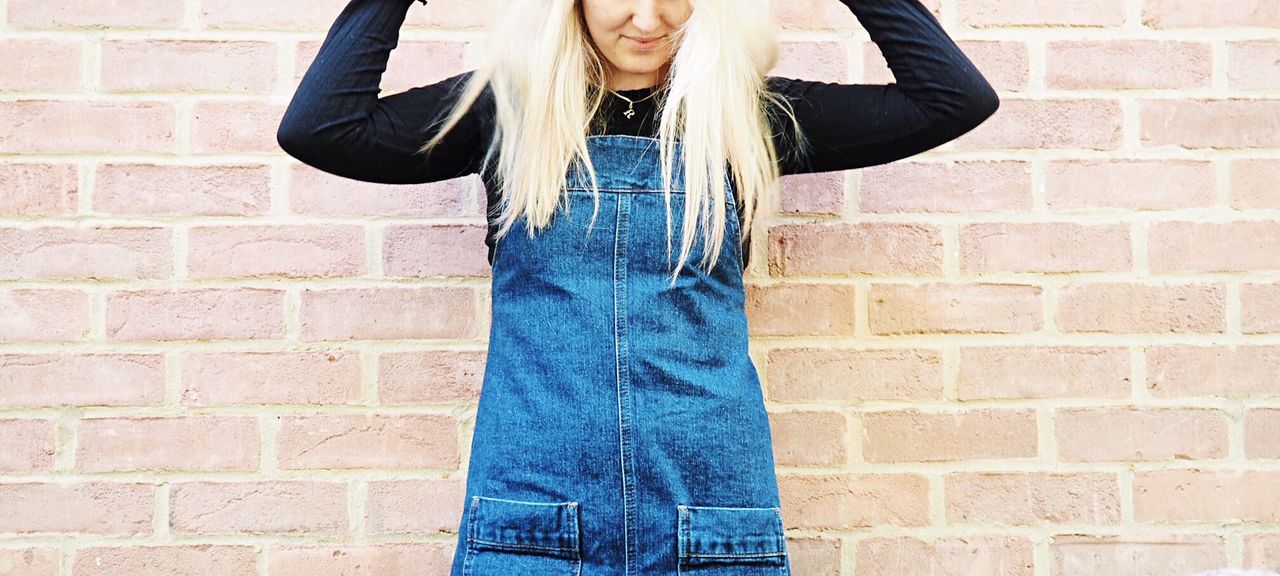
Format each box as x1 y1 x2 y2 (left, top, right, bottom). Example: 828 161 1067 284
278 0 998 574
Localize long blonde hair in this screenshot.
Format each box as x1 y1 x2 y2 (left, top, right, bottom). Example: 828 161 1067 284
419 0 809 286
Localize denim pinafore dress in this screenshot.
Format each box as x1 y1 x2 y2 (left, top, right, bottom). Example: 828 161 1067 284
449 134 790 576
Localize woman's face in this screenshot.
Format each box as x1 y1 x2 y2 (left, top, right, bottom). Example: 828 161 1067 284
580 0 693 91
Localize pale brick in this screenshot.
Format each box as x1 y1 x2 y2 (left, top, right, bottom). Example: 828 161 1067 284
182 351 362 406
954 98 1123 150
1242 283 1280 333
0 353 164 408
858 536 1035 576
1056 282 1225 333
1056 407 1228 462
959 0 1125 27
785 537 842 576
378 349 485 404
0 39 82 91
402 0 504 29
200 0 350 30
771 411 848 466
188 225 364 279
0 226 170 281
0 483 153 534
0 289 91 342
1245 534 1280 570
1143 0 1280 28
0 419 55 472
768 222 942 276
73 545 257 576
1141 99 1280 149
1045 159 1214 210
779 473 930 528
191 100 288 153
1046 40 1211 89
8 0 182 28
268 543 454 576
1244 408 1280 459
288 165 476 218
869 283 1042 335
861 160 1032 213
1231 159 1280 209
960 222 1131 274
767 347 944 403
0 548 57 575
215 0 496 32
170 481 347 535
76 416 259 472
779 172 844 214
1229 41 1280 90
365 478 466 534
864 408 1037 462
1151 221 1280 272
745 284 856 336
275 414 459 470
95 164 271 216
105 288 286 341
1134 470 1280 522
102 40 276 93
1148 345 1280 397
770 0 863 31
299 287 476 341
958 346 1129 400
0 164 78 216
384 224 491 278
946 472 1121 525
1051 534 1226 576
0 101 174 154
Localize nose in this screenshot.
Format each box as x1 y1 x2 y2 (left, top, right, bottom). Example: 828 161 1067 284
630 0 662 34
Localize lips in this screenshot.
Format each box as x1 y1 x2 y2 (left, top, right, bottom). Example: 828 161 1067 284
629 36 664 48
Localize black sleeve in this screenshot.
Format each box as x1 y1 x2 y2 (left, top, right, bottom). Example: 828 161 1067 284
276 0 491 185
768 0 1000 176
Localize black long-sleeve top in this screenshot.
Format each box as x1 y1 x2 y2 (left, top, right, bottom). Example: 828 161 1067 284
277 0 1000 270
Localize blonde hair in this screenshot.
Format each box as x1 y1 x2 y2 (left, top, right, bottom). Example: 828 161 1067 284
420 0 810 286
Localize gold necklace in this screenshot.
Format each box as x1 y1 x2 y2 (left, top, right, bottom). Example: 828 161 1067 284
607 88 661 119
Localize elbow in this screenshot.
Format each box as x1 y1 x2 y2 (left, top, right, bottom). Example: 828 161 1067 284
923 79 1000 146
275 115 310 160
961 79 1001 127
975 81 1001 120
275 101 328 162
933 80 999 140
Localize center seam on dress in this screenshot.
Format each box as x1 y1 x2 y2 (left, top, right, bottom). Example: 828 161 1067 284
613 192 639 576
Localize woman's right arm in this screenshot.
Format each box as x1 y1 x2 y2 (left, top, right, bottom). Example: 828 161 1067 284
276 0 491 185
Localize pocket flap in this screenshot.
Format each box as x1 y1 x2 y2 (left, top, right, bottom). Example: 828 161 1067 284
677 504 787 563
468 496 581 558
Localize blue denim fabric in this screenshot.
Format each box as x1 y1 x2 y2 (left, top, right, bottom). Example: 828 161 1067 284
451 135 788 576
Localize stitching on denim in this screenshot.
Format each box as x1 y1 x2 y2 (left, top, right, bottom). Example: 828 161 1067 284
612 194 639 576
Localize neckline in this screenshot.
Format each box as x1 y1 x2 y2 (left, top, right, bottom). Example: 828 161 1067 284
608 84 661 97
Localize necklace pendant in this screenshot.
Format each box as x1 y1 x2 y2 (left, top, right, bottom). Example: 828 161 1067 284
624 105 635 119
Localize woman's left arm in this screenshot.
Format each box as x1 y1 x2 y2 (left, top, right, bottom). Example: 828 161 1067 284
770 0 1000 175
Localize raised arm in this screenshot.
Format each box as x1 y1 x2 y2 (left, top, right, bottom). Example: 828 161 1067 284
276 0 491 185
770 0 1000 175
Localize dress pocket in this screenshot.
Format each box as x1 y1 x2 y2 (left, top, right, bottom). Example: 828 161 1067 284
462 495 582 576
676 504 789 576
